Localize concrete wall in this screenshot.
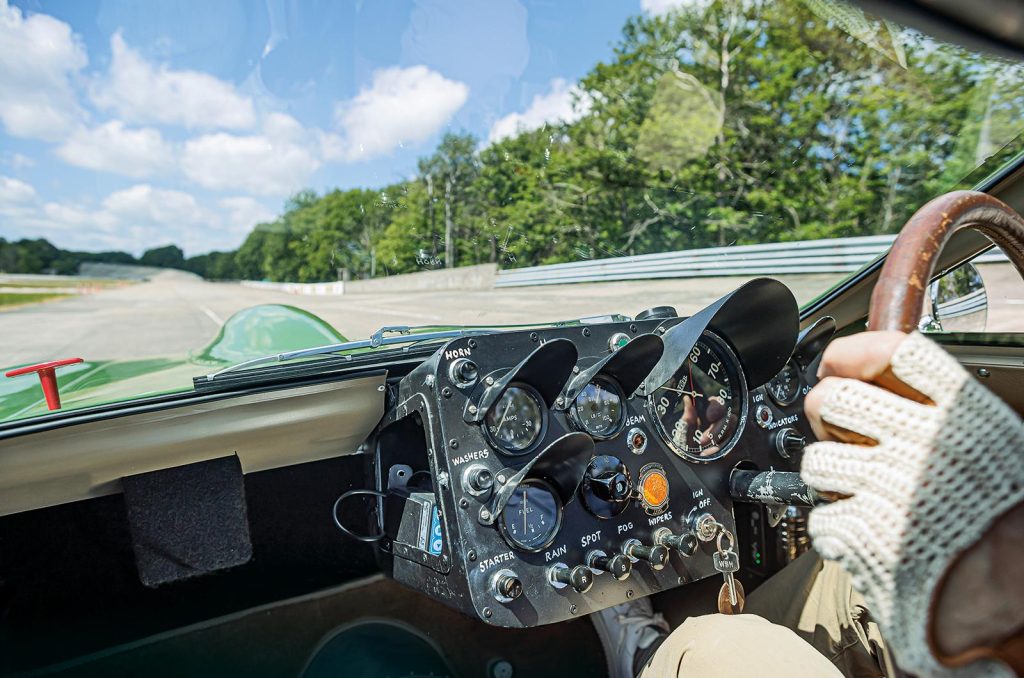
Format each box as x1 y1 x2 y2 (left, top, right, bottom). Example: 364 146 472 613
344 263 497 293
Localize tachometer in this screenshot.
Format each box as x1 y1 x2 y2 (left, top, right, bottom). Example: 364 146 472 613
766 360 801 406
484 384 545 454
569 376 626 439
649 332 746 461
498 479 562 552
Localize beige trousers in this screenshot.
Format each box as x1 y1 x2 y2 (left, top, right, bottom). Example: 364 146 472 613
640 551 897 677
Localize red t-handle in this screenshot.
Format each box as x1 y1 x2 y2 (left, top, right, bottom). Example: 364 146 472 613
5 358 84 410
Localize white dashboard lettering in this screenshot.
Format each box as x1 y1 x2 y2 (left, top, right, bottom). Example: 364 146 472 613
616 521 634 535
544 544 567 562
478 551 515 573
698 497 712 509
451 448 489 465
648 511 673 527
753 392 764 403
768 414 799 430
692 488 704 499
581 530 602 548
445 347 473 360
625 414 647 427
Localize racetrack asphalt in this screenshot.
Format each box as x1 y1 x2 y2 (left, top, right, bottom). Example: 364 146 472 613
0 265 1018 368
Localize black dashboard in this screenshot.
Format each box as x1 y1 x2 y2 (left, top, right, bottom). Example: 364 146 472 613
370 278 827 628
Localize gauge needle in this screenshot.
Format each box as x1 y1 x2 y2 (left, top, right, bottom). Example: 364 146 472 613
523 488 528 533
495 400 513 436
657 385 688 394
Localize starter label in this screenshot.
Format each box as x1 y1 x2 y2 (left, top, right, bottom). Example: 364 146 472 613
478 551 515 573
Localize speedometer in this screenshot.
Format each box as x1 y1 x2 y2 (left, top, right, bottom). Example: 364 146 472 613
649 332 747 461
569 376 626 439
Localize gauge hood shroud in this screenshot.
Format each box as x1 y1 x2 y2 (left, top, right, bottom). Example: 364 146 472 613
643 278 799 393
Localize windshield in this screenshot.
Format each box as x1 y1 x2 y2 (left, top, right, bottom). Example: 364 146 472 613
1 0 1022 421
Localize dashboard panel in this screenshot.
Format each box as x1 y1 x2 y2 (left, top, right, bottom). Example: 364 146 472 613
372 280 816 627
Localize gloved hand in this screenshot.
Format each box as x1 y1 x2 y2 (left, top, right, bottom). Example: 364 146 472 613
801 331 1024 677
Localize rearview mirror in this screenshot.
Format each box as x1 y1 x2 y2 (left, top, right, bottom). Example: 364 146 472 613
919 262 988 333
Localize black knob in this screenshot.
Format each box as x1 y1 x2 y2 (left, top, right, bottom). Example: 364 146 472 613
549 564 594 593
635 306 678 321
492 571 523 602
588 551 632 581
450 358 479 385
625 542 670 570
464 465 494 494
591 471 631 502
774 427 806 459
659 531 698 557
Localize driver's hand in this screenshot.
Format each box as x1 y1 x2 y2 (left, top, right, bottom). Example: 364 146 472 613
801 331 1024 677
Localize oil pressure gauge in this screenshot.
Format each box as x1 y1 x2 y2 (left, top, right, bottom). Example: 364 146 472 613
569 376 626 440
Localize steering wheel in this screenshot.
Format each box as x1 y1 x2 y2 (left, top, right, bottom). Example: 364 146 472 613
868 190 1024 332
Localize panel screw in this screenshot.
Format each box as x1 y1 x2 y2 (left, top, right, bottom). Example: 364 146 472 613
569 604 578 615
977 367 991 378
629 324 638 333
483 607 493 618
468 339 478 349
582 327 591 337
468 549 477 561
480 509 491 520
491 660 514 678
468 404 478 414
626 589 634 599
459 498 469 509
530 332 539 342
678 576 685 585
556 396 564 406
485 376 494 386
572 366 580 374
450 438 459 448
437 471 450 488
442 387 452 398
496 473 506 484
377 384 386 392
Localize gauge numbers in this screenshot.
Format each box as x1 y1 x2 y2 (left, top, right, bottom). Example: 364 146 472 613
499 480 562 552
650 333 746 461
766 360 801 406
484 384 545 454
569 376 626 439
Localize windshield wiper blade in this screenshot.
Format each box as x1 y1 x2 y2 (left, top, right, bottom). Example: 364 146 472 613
203 326 498 381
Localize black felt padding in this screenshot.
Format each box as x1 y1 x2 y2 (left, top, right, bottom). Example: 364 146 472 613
122 455 252 587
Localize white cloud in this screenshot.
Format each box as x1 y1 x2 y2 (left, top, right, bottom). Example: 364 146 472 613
640 0 702 15
55 121 175 178
0 175 37 204
91 32 256 131
333 65 468 161
0 0 87 141
488 78 591 144
181 113 321 196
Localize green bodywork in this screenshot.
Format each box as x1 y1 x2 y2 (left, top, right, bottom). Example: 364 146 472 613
0 304 349 424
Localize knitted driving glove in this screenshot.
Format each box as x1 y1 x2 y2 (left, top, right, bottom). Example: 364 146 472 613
801 331 1024 677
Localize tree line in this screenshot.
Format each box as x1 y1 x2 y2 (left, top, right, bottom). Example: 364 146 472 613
3 1 1021 282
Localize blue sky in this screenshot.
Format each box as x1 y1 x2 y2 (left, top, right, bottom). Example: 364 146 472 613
0 0 675 256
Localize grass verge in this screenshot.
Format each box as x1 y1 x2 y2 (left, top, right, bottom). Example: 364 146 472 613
0 292 70 309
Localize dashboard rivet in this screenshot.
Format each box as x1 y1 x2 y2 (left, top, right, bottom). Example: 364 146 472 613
442 387 453 398
530 332 539 342
569 604 578 615
572 366 580 374
497 473 507 484
556 396 564 406
485 376 495 386
450 439 459 449
377 384 386 392
483 607 492 618
977 367 991 378
629 323 638 333
438 472 450 488
582 327 592 337
626 589 634 599
480 509 492 521
468 404 478 414
459 498 469 509
468 339 478 349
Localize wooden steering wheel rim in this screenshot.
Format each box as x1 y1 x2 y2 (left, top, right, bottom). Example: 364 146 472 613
868 190 1024 333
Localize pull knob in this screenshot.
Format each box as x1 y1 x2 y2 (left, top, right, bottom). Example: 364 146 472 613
587 550 632 581
591 471 631 502
491 569 523 603
462 464 494 497
623 539 669 570
655 528 699 557
449 358 479 385
548 563 594 593
774 427 806 459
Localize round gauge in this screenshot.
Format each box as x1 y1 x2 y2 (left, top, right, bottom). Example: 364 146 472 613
569 376 626 439
484 384 545 454
498 479 562 552
649 332 747 461
766 360 801 406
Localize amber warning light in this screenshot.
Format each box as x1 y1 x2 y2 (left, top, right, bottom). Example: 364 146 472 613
5 358 84 410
